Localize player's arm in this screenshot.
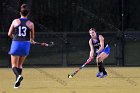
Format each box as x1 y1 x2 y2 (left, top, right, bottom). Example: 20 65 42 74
96 35 104 53
88 39 94 60
30 22 35 44
8 20 15 38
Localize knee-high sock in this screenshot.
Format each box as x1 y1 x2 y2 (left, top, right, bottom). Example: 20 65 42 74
17 68 22 75
98 62 106 74
12 67 20 79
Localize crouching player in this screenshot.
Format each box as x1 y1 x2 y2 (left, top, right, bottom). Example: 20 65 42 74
88 28 110 78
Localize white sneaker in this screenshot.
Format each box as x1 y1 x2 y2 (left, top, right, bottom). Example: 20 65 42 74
14 75 23 88
14 86 19 89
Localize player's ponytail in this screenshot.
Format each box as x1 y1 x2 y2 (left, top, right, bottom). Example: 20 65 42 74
20 4 29 16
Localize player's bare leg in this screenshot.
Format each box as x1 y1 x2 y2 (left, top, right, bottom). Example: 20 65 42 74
96 52 109 78
11 55 25 88
14 56 26 88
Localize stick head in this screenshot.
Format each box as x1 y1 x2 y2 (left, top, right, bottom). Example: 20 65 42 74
48 41 54 47
50 41 54 45
68 74 73 78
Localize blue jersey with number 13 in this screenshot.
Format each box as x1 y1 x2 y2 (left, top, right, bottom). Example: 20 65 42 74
13 18 31 41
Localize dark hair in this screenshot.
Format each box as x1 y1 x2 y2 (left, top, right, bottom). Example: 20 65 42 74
20 4 29 16
89 28 96 32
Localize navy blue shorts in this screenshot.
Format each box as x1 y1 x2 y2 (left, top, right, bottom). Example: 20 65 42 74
9 41 30 56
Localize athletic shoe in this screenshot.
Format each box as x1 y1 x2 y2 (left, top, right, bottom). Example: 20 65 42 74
99 71 107 78
14 86 19 89
96 72 103 77
14 75 23 88
99 74 107 78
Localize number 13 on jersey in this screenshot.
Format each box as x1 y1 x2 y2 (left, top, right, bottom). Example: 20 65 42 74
18 26 27 37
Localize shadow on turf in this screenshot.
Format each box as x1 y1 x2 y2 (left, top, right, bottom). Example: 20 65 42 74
29 63 68 86
107 68 137 86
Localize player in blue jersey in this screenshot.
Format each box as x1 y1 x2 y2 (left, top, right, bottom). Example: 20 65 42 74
87 28 110 78
8 4 35 88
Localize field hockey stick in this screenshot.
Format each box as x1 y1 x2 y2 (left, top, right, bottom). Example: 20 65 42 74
34 41 54 47
95 50 99 67
68 57 93 78
96 57 99 67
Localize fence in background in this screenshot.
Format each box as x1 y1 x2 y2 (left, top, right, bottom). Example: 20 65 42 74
1 0 140 67
0 31 140 67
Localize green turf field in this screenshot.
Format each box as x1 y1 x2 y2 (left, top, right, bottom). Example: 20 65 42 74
0 67 140 93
